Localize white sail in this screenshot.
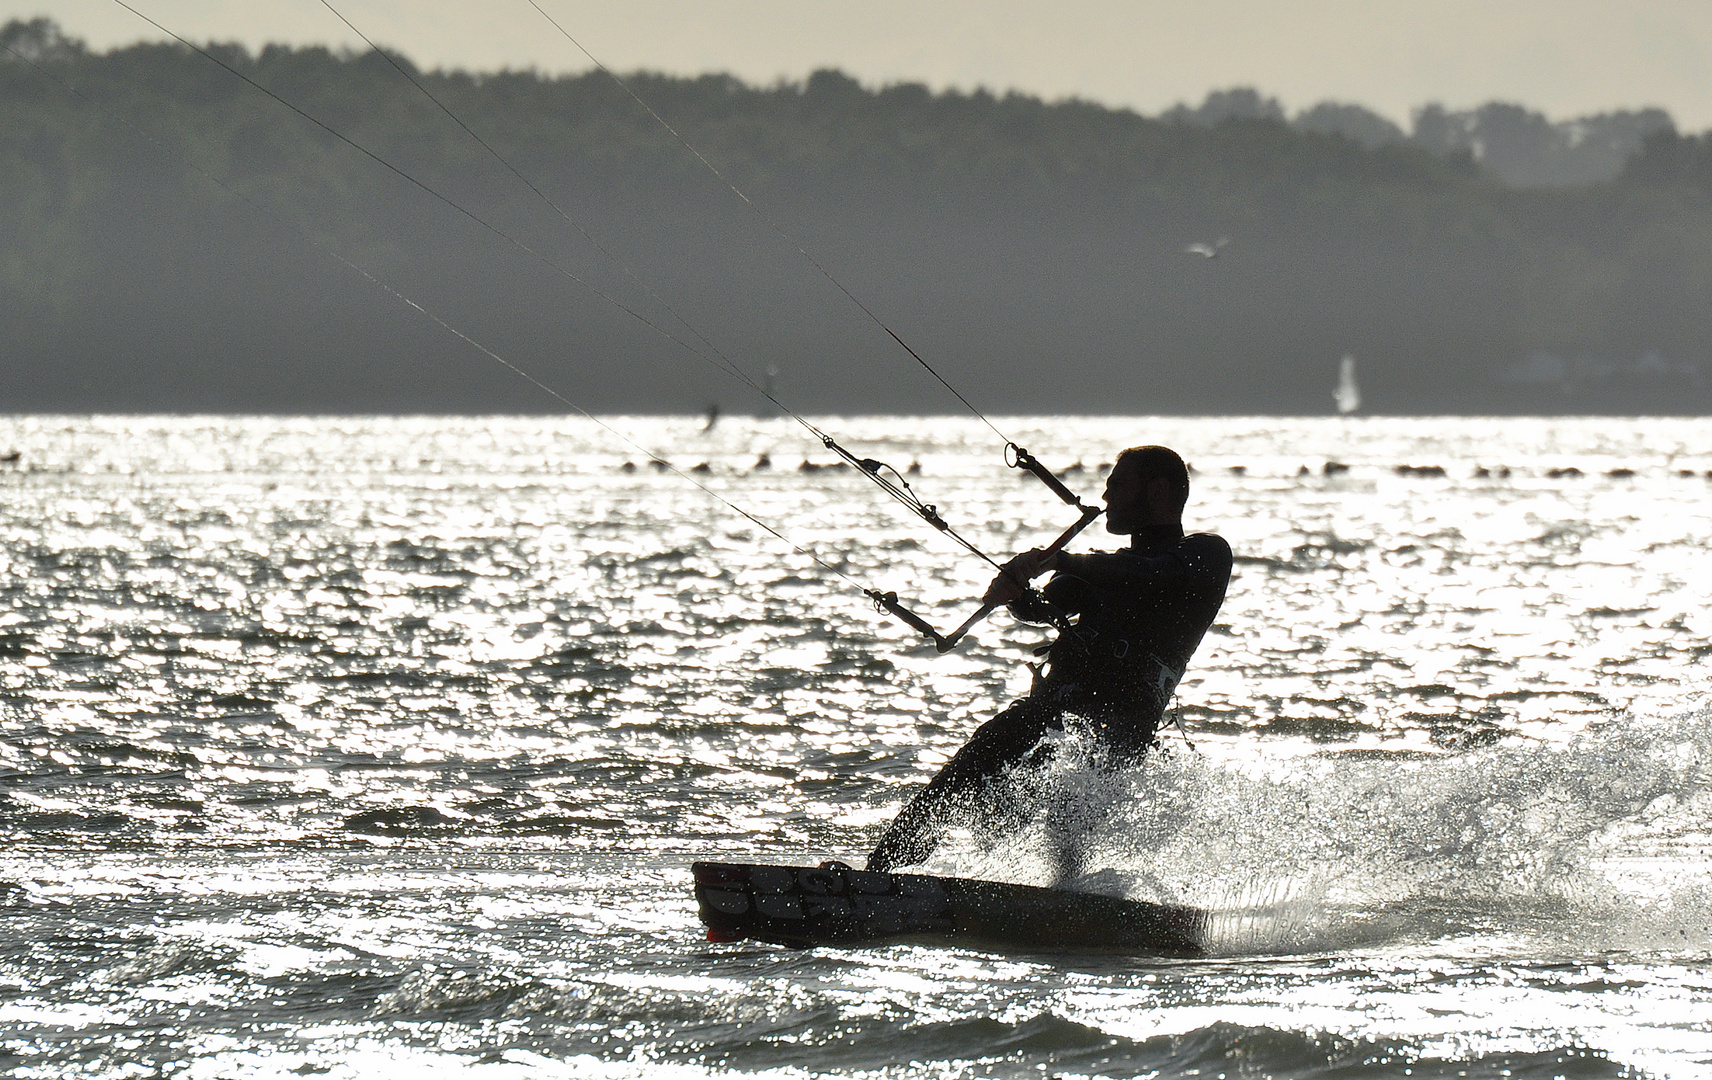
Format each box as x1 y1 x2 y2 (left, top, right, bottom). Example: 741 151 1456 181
1334 354 1361 414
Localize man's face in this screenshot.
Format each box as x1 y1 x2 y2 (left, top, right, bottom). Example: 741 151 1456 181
1103 461 1145 533
1103 461 1175 534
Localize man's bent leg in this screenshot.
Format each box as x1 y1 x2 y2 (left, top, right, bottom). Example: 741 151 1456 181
865 698 1059 872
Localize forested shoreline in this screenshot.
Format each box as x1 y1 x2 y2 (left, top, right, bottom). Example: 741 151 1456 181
4 17 1712 414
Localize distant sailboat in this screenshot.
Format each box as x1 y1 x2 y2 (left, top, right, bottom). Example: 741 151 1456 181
760 365 780 419
1334 354 1361 414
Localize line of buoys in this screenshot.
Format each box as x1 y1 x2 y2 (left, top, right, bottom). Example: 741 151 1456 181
1278 462 1683 480
606 456 1712 481
609 454 930 477
1222 463 1703 479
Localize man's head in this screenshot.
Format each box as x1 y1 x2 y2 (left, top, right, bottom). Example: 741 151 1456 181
1103 445 1189 534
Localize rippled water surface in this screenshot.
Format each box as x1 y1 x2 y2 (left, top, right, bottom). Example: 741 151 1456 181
3 414 1711 1079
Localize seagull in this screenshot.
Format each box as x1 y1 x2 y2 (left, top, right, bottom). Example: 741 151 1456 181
1183 236 1230 258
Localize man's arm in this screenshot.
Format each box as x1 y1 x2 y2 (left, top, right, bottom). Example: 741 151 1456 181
1055 535 1230 589
1039 534 1232 613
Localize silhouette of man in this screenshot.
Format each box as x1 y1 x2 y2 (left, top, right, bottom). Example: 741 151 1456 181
866 445 1232 873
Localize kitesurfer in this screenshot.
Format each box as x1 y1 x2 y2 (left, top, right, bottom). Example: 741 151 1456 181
865 445 1232 873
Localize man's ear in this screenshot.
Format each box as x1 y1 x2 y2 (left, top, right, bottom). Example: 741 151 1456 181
1146 477 1176 513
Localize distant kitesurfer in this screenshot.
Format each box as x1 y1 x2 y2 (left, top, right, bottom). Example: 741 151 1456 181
866 445 1232 873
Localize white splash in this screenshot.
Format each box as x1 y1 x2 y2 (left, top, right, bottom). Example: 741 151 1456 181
927 702 1712 957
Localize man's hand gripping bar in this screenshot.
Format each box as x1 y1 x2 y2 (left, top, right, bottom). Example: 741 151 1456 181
869 446 1102 652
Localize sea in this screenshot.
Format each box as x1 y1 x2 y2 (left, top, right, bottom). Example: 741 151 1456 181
2 413 1710 1079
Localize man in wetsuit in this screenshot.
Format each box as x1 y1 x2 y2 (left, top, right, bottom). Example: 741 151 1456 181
866 445 1232 873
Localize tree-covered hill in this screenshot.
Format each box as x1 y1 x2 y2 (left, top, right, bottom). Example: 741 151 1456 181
4 18 1711 414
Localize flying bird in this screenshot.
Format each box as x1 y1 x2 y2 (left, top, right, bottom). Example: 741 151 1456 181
1183 237 1230 258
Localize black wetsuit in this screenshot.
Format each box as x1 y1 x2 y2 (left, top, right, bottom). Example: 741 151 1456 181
866 523 1232 872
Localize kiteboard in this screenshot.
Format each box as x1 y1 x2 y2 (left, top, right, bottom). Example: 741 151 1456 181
692 860 1207 957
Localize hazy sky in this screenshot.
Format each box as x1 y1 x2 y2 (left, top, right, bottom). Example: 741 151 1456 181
9 0 1712 129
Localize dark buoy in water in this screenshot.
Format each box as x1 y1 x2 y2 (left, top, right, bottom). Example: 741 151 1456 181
691 461 712 474
1098 462 1113 475
753 453 772 471
1606 467 1637 479
701 403 719 432
906 461 922 476
1546 467 1583 479
1227 465 1246 476
620 461 637 473
1395 464 1447 477
1323 461 1350 476
649 458 670 473
1055 461 1085 479
1297 465 1310 477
